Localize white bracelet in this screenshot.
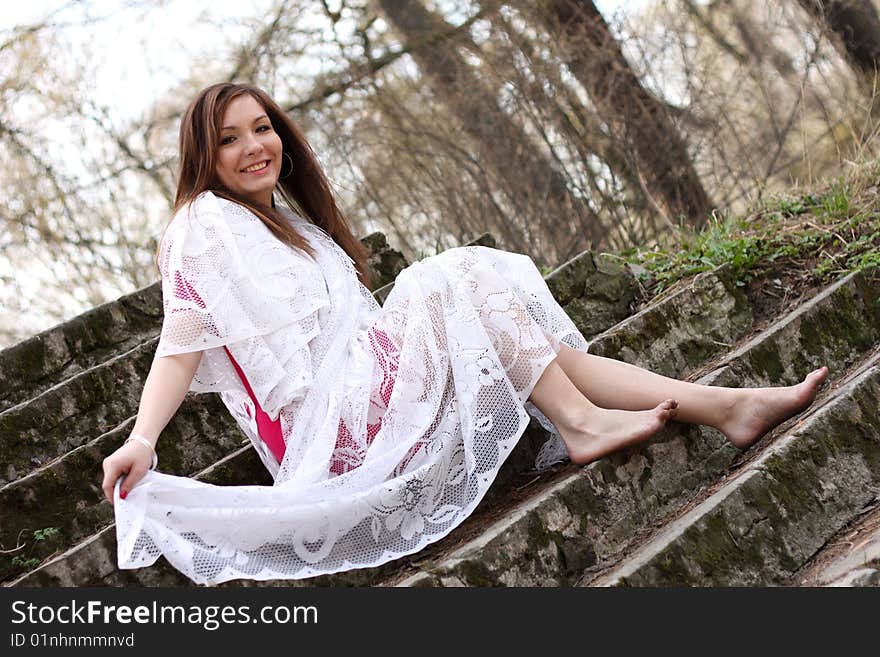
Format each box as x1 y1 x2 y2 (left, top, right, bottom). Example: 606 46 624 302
125 434 158 471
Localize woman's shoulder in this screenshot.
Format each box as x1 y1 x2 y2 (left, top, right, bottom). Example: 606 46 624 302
169 190 223 228
186 190 243 221
161 192 241 260
178 191 307 225
172 191 266 235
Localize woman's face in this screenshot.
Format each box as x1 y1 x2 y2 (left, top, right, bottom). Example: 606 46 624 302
214 94 283 206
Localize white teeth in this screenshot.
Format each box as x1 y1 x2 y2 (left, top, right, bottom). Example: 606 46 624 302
242 161 268 173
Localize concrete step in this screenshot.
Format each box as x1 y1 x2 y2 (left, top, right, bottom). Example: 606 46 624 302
5 246 639 586
393 269 880 586
590 352 880 586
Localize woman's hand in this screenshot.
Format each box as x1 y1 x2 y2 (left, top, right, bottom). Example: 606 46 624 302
101 440 155 505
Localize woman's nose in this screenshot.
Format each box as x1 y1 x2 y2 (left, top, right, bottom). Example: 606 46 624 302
243 133 263 155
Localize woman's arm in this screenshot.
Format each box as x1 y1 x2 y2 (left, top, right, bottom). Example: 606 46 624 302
101 350 203 504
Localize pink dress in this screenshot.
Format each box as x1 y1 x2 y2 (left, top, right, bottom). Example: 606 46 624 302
222 326 403 475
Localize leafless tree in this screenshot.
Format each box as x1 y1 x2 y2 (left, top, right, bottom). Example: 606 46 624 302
372 0 607 263
2 0 877 348
511 0 713 231
795 0 880 98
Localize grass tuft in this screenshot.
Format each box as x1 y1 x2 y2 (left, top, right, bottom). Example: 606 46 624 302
618 163 880 297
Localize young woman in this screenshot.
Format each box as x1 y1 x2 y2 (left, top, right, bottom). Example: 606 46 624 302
101 82 828 585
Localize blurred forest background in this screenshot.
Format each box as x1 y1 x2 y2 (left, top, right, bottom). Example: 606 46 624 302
1 0 879 347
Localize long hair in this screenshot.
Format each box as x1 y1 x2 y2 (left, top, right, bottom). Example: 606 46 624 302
155 82 372 289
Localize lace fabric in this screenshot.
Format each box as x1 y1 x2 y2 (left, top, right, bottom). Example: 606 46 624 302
114 191 588 584
156 192 328 421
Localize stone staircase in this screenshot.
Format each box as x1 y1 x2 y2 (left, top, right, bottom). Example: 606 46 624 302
2 231 878 587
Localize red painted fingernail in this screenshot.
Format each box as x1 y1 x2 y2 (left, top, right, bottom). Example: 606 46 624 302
120 490 127 500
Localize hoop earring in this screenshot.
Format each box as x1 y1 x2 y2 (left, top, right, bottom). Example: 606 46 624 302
279 152 294 179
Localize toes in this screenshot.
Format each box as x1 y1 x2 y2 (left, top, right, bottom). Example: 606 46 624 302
809 366 829 382
657 399 678 419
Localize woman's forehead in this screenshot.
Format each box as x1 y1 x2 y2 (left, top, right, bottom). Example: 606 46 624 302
220 95 267 128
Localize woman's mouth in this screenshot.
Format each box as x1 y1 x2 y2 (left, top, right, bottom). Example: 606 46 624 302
241 160 270 174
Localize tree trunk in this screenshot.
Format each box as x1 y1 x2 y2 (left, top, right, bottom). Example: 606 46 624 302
520 0 713 230
373 0 607 262
796 0 880 90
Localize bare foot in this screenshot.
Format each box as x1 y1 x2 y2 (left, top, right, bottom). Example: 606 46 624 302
719 366 829 450
560 400 679 466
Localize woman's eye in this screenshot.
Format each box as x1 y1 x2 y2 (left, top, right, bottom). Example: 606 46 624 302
220 136 234 145
257 125 271 132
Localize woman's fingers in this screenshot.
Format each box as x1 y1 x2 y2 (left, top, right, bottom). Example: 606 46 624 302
102 457 127 505
119 463 147 499
101 444 154 505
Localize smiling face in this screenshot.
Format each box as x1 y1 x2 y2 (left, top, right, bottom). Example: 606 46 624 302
214 93 283 206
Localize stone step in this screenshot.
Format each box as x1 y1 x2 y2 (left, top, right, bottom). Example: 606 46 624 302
0 231 408 416
0 397 260 582
0 235 414 487
818 531 880 587
394 269 880 586
590 353 880 587
7 446 273 588
585 265 751 378
0 284 163 415
5 264 751 586
1 340 157 486
5 246 639 586
0 336 253 487
788 496 880 587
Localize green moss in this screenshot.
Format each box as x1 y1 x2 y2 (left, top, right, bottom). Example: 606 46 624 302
797 287 875 366
852 385 880 475
757 427 844 517
9 337 53 383
639 306 672 340
746 344 786 382
689 511 766 584
611 325 645 353
594 460 620 486
523 512 553 552
547 254 597 305
743 475 788 527
558 478 606 519
455 558 499 587
637 549 703 587
584 269 634 304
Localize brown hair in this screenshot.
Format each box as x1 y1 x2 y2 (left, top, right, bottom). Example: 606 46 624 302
155 82 372 289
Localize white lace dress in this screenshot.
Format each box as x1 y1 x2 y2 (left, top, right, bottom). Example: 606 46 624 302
113 190 589 585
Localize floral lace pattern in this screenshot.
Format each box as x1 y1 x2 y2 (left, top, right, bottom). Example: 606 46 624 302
114 191 588 584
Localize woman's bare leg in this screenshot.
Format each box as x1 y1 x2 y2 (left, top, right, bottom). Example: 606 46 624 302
554 344 829 449
527 358 680 465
